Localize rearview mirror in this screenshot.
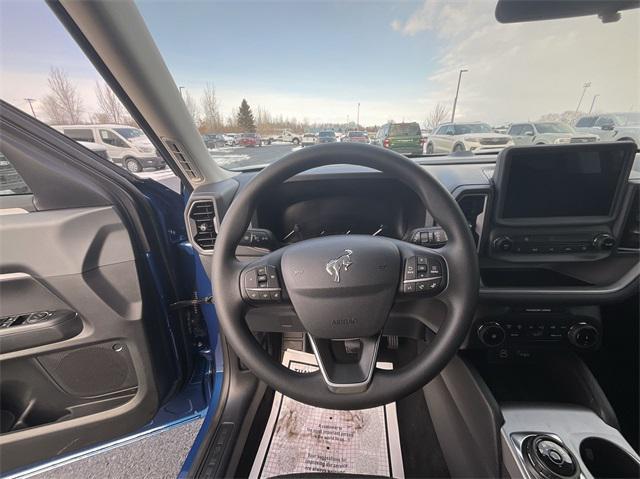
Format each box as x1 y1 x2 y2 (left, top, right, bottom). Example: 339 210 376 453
495 0 639 24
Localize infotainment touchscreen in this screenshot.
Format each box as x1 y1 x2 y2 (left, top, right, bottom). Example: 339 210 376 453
498 146 629 220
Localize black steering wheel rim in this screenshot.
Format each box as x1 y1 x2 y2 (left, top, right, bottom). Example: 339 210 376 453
212 143 479 409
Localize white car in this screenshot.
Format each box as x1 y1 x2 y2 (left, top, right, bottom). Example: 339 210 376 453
223 134 237 146
301 133 317 147
508 122 599 145
574 113 640 146
53 124 166 172
426 122 513 154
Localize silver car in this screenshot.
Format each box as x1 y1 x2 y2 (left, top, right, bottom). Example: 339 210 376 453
574 112 640 146
508 122 598 145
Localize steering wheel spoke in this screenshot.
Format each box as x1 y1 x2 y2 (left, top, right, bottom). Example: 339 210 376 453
308 335 382 394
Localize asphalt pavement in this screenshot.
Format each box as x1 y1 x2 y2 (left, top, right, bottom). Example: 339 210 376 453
136 144 298 192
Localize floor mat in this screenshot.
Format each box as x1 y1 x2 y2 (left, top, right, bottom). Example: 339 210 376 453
249 350 404 479
28 417 203 479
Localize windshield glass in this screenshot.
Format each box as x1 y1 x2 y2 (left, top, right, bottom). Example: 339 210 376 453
2 1 638 172
534 122 574 134
349 131 367 137
454 123 493 135
113 127 145 139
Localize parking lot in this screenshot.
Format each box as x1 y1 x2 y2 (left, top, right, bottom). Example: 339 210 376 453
137 144 299 191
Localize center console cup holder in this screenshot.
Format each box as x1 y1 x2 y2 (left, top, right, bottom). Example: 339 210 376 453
579 437 640 479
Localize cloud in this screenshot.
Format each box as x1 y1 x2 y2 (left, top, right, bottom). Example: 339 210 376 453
394 0 640 124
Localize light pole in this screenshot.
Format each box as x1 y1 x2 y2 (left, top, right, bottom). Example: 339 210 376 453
24 98 37 118
589 94 600 114
450 69 468 123
357 102 360 127
179 86 185 97
575 82 591 113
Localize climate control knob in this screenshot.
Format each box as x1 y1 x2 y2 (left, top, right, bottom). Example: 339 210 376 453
478 322 506 347
493 236 514 252
592 233 615 251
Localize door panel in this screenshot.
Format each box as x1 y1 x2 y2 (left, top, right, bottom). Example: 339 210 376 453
0 206 158 472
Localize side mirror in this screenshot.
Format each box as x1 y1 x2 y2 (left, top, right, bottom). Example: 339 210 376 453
601 124 615 131
525 131 534 136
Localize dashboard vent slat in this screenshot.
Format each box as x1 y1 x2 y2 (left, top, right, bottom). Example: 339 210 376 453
188 200 216 252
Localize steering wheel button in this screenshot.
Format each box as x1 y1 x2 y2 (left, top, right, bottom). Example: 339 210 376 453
417 264 427 272
417 256 428 264
404 282 416 293
429 262 442 275
259 291 271 300
256 266 267 276
257 274 268 283
244 269 258 288
247 290 260 300
270 291 281 301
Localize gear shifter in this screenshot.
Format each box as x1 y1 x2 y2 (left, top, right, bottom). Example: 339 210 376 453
524 435 580 479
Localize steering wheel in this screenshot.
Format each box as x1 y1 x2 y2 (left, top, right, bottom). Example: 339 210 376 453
212 143 479 410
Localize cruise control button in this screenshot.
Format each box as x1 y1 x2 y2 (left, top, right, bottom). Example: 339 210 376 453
259 291 271 300
404 282 416 293
428 261 442 276
256 266 267 276
423 278 441 291
417 256 428 265
270 291 281 301
257 274 268 283
416 281 428 292
417 264 427 272
404 257 417 280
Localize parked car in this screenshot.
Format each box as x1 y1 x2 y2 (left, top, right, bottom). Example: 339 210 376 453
202 133 226 149
343 131 370 144
223 134 237 146
317 130 337 144
0 152 30 194
53 124 166 172
301 133 317 147
426 122 513 154
237 132 262 147
273 129 301 145
508 122 599 145
373 122 424 155
574 112 640 146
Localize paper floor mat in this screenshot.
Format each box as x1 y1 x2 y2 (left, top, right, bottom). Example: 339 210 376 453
249 349 404 479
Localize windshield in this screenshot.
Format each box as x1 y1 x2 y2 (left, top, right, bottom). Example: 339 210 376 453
534 122 574 134
454 123 493 135
113 127 145 139
348 131 367 137
1 1 638 172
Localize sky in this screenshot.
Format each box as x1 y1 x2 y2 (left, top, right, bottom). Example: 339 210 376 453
1 0 639 127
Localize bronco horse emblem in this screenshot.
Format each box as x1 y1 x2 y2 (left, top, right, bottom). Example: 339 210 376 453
326 249 353 283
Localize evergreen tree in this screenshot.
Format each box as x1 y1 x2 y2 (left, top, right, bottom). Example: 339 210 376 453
237 99 256 132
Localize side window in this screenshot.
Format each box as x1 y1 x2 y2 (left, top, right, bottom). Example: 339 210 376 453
521 124 534 135
575 117 596 128
508 125 521 136
0 152 31 196
445 125 455 135
594 116 614 127
63 128 95 142
99 130 128 148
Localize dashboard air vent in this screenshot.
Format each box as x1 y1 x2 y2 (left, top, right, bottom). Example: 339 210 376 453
457 194 488 246
620 189 639 250
163 139 203 181
188 200 216 251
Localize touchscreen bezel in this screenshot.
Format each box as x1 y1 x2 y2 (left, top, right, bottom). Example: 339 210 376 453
493 142 635 227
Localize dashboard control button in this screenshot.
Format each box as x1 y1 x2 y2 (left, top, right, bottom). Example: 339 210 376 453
593 233 615 250
478 322 506 347
493 236 513 252
568 323 598 348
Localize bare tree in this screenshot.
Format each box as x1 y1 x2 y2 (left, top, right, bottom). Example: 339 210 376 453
425 102 450 130
182 90 199 124
95 81 127 124
200 83 222 132
41 67 83 124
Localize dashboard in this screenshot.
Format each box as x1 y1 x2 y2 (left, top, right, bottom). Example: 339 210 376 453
187 143 640 305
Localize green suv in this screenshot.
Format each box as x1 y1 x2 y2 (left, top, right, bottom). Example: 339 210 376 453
374 122 424 155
